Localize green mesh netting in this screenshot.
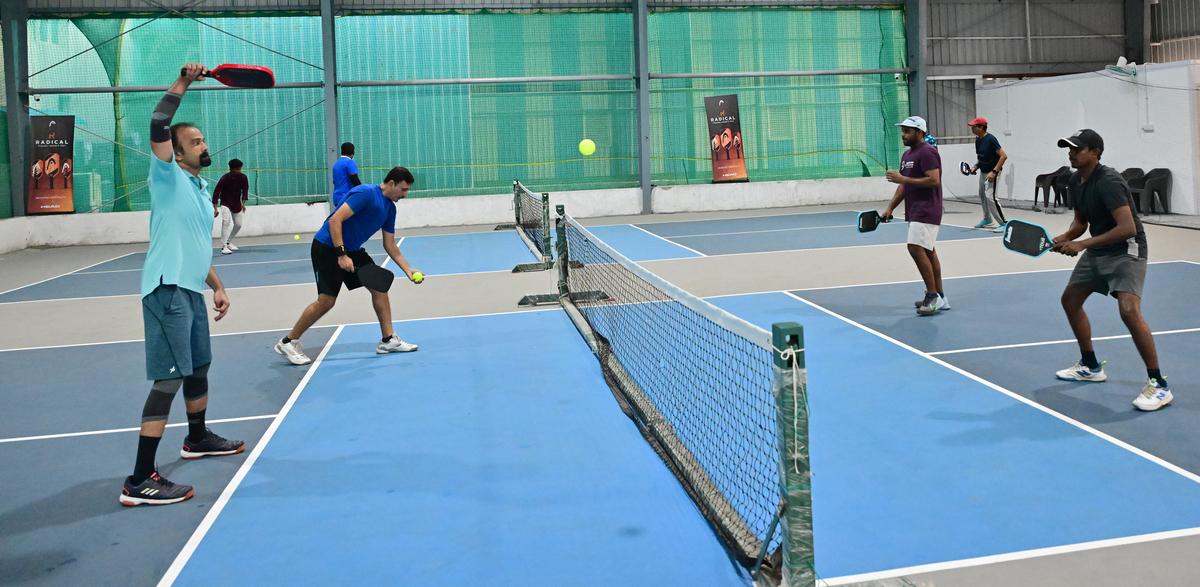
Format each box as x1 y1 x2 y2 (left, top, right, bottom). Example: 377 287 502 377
1 24 9 219
336 13 637 196
24 8 907 212
30 17 325 212
650 8 909 184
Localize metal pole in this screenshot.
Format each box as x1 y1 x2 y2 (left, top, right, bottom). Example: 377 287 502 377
26 82 324 95
634 0 652 215
339 74 632 87
905 0 928 117
320 0 339 204
1025 0 1034 62
3 1 30 217
651 68 910 79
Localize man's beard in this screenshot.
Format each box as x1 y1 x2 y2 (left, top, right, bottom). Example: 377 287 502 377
200 152 212 167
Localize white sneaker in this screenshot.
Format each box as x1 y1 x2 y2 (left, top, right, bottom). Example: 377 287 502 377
377 335 418 354
274 338 312 365
935 295 950 311
1133 379 1173 411
1055 361 1108 382
220 245 233 255
227 243 239 251
913 294 950 311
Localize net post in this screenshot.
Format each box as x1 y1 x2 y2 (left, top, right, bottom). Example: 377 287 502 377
771 322 814 587
513 180 522 226
555 204 569 298
540 193 552 265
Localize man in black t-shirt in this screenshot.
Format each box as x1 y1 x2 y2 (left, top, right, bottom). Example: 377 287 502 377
1049 129 1171 411
969 117 1007 230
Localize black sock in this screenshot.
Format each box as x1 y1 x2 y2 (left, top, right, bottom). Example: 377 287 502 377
132 435 161 484
1081 351 1099 370
382 335 392 343
281 336 291 344
1149 369 1164 384
187 409 206 442
937 291 945 298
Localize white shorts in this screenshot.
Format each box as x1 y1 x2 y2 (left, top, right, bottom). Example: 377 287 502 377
907 221 940 251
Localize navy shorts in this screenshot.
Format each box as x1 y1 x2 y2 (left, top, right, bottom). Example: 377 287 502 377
142 284 211 380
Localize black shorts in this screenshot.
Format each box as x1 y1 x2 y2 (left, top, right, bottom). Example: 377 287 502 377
311 240 375 298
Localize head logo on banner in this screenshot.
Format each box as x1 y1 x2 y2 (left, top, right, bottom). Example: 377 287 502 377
28 115 76 214
705 94 747 183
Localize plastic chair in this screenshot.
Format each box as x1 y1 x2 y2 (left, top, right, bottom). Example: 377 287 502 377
1132 168 1172 214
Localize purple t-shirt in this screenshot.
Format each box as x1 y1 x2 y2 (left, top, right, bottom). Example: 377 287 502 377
901 142 943 225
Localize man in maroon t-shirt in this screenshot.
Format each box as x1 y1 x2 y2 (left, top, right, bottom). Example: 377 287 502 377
213 158 249 254
882 116 948 316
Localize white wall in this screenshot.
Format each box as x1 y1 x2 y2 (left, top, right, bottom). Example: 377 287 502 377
975 61 1200 215
652 177 890 213
0 176 890 254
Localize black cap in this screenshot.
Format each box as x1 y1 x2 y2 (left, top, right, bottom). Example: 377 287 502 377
1057 129 1104 152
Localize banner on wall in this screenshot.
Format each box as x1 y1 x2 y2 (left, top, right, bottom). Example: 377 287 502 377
705 94 748 183
27 115 76 214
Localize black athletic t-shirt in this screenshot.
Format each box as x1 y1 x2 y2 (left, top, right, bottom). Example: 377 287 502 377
1069 164 1148 258
975 133 1002 173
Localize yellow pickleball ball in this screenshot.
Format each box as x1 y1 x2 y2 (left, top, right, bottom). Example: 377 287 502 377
579 139 596 156
411 271 424 284
293 234 301 241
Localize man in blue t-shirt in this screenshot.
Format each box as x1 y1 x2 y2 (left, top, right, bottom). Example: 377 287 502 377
331 142 361 208
121 63 245 508
882 116 948 317
275 166 423 365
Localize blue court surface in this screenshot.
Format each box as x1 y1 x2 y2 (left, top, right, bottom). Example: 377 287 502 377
167 311 750 586
0 212 994 304
625 211 991 257
0 232 538 304
7 263 1200 585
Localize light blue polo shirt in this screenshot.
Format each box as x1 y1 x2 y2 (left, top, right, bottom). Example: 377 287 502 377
141 154 215 297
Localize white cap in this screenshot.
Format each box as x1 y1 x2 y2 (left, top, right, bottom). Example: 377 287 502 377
896 116 928 133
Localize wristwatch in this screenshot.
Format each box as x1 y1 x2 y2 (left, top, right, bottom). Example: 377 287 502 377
335 245 347 256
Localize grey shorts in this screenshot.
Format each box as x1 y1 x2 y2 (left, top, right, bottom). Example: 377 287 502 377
1067 252 1147 298
143 284 211 380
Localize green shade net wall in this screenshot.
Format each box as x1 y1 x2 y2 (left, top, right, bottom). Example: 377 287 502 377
28 17 325 212
650 8 909 184
1 23 9 219
335 12 637 196
24 7 906 212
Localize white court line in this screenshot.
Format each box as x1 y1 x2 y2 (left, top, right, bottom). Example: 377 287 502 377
625 224 708 257
78 257 313 275
0 251 138 297
780 259 1194 294
0 306 556 354
930 327 1200 356
819 526 1200 586
592 208 856 228
632 235 1000 265
380 236 403 271
666 223 854 239
0 414 278 444
782 291 1200 485
157 324 345 587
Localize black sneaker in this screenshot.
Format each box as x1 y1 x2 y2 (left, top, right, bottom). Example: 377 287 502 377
120 471 194 507
181 428 246 460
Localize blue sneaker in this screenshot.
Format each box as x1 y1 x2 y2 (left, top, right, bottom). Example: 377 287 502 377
1133 378 1173 411
974 219 992 229
1056 361 1108 382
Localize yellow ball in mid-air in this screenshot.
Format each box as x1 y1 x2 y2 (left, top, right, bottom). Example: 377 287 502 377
293 234 301 241
579 139 596 156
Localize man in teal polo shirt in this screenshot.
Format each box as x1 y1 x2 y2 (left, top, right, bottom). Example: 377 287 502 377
120 63 246 507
